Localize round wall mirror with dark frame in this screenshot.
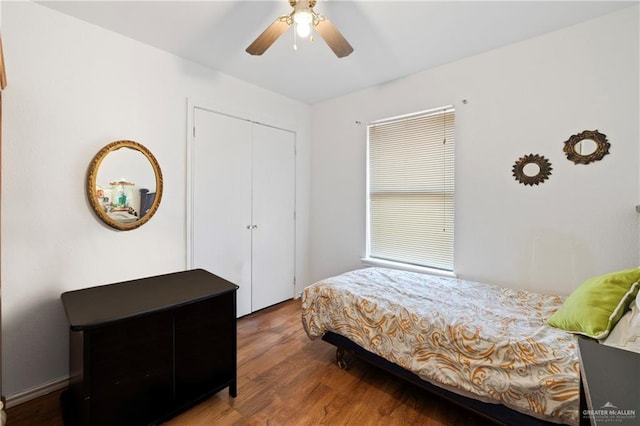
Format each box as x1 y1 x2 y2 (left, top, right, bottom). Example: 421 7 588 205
512 153 552 186
563 130 610 165
86 140 163 231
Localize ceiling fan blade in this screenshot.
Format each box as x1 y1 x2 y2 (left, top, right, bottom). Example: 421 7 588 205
246 17 291 56
315 18 353 58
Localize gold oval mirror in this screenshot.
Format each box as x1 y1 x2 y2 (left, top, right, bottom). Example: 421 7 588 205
87 140 163 230
512 153 552 186
563 130 610 165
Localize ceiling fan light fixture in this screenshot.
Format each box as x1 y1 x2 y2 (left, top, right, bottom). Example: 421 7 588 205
293 11 313 38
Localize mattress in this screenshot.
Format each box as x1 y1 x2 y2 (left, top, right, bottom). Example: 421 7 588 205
301 267 579 425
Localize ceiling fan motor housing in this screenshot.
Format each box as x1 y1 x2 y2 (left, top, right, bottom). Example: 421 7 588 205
290 0 317 9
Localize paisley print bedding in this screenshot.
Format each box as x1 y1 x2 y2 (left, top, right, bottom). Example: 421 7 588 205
301 267 579 425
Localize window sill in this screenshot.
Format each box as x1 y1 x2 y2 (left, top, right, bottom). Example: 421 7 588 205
361 257 457 278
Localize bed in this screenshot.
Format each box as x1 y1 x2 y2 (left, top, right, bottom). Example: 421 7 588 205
301 267 581 425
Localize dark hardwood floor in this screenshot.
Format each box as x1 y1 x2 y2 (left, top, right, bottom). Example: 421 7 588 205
7 299 495 425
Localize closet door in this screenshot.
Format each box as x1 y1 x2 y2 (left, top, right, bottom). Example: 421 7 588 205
251 125 295 311
192 109 253 317
192 108 295 316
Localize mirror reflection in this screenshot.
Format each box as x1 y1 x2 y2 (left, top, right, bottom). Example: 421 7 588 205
87 140 163 230
96 148 155 223
522 162 541 177
574 139 597 156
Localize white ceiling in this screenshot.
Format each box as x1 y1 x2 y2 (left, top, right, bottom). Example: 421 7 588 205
39 0 636 104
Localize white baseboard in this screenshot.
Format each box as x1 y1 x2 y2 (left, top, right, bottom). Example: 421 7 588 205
5 376 69 408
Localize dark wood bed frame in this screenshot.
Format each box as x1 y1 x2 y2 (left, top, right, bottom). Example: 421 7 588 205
322 331 569 426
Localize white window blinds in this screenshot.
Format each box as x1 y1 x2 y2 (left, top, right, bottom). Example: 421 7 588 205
367 107 455 271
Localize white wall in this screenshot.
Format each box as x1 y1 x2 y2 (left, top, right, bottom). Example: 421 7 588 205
1 0 638 404
0 2 311 398
310 6 639 294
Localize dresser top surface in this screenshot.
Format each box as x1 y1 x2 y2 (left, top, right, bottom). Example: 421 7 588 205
61 269 238 330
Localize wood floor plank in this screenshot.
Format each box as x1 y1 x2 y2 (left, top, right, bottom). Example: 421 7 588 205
7 299 495 426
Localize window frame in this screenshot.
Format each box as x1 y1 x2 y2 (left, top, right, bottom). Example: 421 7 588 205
364 106 455 277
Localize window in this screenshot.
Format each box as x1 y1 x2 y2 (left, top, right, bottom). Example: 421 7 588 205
366 106 455 272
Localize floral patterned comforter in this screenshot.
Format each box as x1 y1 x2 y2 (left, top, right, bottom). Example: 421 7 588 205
301 267 579 425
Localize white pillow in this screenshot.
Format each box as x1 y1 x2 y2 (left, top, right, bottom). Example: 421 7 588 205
601 296 640 353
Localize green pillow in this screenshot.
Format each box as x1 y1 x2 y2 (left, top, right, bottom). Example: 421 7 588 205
547 268 640 339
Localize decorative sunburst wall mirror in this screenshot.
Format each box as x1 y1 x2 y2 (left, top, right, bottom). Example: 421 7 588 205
563 130 610 165
512 154 552 186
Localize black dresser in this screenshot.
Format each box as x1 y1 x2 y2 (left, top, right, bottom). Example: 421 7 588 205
61 269 238 426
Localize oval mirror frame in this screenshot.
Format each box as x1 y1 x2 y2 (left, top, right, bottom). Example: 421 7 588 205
563 130 610 165
87 140 163 231
512 153 552 186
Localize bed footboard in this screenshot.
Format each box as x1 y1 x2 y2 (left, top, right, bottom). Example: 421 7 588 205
321 331 557 426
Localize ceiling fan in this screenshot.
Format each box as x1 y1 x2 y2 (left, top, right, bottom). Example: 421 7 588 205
246 0 353 58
